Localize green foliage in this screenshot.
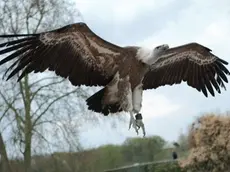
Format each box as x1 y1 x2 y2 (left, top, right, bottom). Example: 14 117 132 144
149 161 183 172
6 135 191 172
122 136 166 163
96 144 125 169
105 161 184 172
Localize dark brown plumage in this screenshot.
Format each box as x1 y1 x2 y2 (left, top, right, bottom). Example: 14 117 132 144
0 22 126 87
143 43 230 97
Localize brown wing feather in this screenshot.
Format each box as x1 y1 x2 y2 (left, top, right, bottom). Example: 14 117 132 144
143 43 230 97
0 22 125 86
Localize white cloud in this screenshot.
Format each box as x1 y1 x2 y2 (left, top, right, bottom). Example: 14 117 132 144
141 90 181 119
75 0 177 23
139 0 230 49
197 19 230 49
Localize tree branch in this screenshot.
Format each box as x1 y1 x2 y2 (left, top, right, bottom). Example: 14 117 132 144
0 91 25 124
29 76 59 88
32 89 80 128
30 78 65 101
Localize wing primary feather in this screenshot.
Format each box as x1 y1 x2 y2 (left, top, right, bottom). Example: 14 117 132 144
216 75 226 90
210 76 221 93
199 67 208 97
3 59 21 79
6 54 33 80
216 60 230 75
207 66 221 93
192 62 199 89
195 65 202 92
2 45 35 78
200 83 208 97
215 66 228 83
203 66 215 96
0 34 39 38
0 44 33 66
16 64 34 81
0 40 36 55
217 58 228 65
0 37 35 48
4 43 43 80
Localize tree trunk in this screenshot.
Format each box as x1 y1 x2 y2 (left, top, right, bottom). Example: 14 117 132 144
23 75 32 172
0 132 12 172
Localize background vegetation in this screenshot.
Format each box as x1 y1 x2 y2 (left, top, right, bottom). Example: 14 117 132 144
0 134 189 172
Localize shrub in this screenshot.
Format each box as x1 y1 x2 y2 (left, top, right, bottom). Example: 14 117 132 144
179 113 230 172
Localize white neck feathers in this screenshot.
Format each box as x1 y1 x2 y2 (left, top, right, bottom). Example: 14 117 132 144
136 47 156 65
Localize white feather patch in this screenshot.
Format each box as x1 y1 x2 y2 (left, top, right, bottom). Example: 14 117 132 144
136 47 154 64
107 72 120 103
126 83 133 112
152 50 216 69
86 37 120 55
132 83 143 112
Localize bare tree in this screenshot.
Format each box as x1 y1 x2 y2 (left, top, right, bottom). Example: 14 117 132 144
0 0 94 171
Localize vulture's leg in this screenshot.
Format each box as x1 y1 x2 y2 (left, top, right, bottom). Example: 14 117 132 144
128 111 139 134
132 83 146 137
117 75 139 135
135 113 146 137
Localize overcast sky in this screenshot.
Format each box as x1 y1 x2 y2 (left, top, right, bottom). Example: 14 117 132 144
70 0 230 149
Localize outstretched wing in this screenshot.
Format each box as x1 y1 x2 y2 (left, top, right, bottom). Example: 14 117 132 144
0 22 125 86
143 43 230 97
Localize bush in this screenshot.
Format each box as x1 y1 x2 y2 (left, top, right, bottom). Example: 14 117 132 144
179 113 230 172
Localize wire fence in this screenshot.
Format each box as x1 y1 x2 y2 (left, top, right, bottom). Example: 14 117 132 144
104 159 181 172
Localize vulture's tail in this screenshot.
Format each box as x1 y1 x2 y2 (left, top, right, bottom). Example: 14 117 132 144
86 88 122 116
